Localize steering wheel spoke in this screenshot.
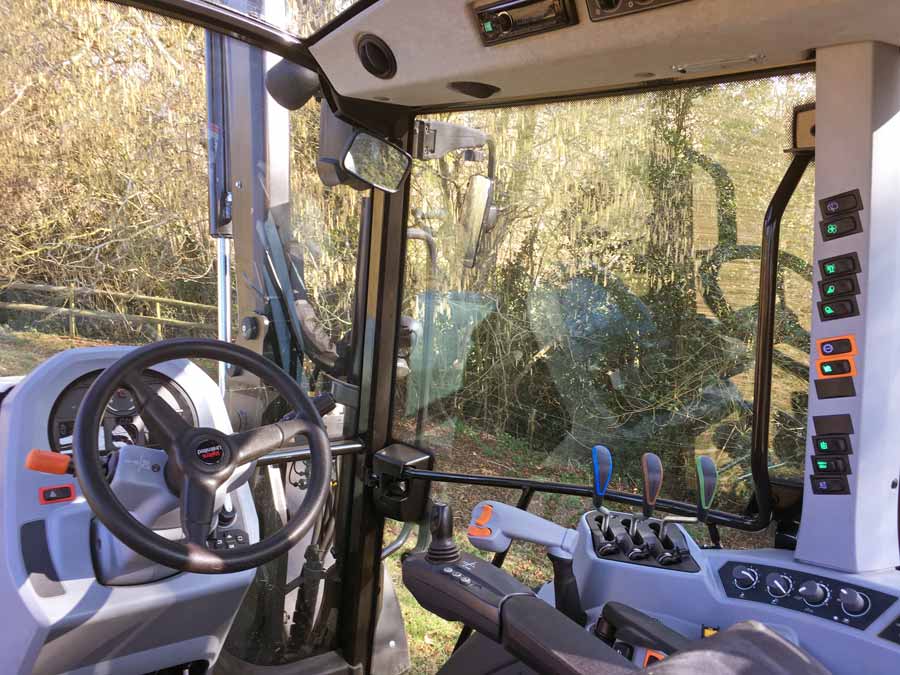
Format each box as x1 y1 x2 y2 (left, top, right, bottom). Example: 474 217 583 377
230 418 316 465
180 476 218 545
123 372 191 446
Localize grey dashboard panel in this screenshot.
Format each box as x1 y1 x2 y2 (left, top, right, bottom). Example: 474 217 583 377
0 347 260 674
571 513 900 675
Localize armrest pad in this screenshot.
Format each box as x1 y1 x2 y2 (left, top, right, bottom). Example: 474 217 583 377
500 595 638 675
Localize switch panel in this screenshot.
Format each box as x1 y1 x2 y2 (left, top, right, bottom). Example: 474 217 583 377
879 612 900 646
718 561 895 631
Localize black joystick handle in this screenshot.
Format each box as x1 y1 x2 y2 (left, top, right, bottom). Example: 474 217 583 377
426 502 460 564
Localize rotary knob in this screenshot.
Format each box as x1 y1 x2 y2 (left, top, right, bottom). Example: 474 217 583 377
765 572 793 599
797 580 829 607
839 588 870 616
732 565 759 591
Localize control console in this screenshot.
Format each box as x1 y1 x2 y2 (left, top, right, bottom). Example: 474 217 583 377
718 560 896 631
402 503 534 641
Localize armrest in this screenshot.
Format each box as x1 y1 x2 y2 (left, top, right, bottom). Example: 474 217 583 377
501 595 638 675
602 601 691 654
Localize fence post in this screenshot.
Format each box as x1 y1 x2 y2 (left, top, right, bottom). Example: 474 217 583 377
155 301 163 340
68 284 76 338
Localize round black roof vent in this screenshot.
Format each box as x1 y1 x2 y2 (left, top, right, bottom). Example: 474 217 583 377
357 34 397 80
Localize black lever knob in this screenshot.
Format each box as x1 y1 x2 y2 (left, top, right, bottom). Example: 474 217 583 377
426 502 460 564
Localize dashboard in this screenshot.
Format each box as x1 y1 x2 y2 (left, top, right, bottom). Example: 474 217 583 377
47 370 196 454
0 347 259 675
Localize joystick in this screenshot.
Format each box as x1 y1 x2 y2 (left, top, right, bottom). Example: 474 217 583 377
426 502 460 564
591 444 614 531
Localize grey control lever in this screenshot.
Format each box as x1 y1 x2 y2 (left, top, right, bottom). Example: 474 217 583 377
467 500 585 624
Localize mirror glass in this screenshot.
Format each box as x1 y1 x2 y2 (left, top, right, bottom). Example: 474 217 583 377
461 174 493 267
341 132 411 193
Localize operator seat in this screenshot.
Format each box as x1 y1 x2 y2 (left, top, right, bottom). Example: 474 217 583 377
444 619 830 675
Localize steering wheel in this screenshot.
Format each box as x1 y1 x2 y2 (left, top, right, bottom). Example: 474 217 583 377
73 338 332 574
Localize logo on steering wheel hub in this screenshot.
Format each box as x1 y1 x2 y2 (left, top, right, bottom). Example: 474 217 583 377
195 440 225 465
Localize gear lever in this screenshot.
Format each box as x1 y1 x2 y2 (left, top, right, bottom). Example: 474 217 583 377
695 455 718 523
591 444 613 528
631 452 663 536
426 502 460 564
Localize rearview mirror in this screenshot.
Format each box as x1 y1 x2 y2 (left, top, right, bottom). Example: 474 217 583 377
340 131 411 193
462 174 495 268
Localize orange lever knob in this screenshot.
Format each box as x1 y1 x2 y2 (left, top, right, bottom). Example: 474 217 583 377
25 449 72 475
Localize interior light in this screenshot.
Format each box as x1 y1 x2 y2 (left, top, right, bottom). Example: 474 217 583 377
672 54 766 75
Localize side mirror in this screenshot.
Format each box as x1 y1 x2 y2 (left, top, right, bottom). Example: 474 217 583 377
461 174 497 268
340 131 411 193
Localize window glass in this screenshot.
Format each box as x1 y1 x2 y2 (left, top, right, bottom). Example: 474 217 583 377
204 0 359 37
393 74 816 520
0 0 213 374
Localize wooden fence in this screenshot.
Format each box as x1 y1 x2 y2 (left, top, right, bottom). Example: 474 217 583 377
0 281 216 339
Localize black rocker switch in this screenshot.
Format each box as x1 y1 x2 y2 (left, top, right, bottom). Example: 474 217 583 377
426 502 460 564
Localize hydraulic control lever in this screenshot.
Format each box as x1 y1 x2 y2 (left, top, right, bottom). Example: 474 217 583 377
695 455 719 524
591 444 613 530
631 452 663 537
466 501 585 625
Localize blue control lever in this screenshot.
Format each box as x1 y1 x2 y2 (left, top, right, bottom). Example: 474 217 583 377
591 445 613 510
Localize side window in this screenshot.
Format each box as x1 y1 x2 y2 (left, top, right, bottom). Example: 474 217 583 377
392 74 815 537
0 0 213 373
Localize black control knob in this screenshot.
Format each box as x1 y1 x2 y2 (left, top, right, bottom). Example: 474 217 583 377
732 565 758 591
426 503 460 564
765 572 793 599
839 588 870 616
797 580 828 606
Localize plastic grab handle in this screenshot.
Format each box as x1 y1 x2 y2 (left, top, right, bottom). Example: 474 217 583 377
591 445 613 509
641 452 664 519
695 455 719 521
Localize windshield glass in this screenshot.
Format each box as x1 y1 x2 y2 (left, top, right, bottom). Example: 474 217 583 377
392 73 816 515
204 0 359 38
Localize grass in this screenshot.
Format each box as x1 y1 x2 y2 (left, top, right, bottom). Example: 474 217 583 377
0 327 112 376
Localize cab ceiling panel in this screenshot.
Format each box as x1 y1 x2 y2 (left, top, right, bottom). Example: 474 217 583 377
310 0 900 108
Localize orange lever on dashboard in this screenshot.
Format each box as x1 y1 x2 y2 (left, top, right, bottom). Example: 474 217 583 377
25 449 72 475
467 526 492 538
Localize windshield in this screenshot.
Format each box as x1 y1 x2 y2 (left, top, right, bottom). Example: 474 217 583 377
204 0 360 38
392 73 816 516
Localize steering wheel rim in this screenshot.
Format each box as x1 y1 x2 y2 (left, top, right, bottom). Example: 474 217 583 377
73 338 332 574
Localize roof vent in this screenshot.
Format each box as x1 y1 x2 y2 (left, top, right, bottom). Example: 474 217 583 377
357 34 397 80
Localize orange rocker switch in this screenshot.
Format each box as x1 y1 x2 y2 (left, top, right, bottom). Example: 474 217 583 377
467 504 493 538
